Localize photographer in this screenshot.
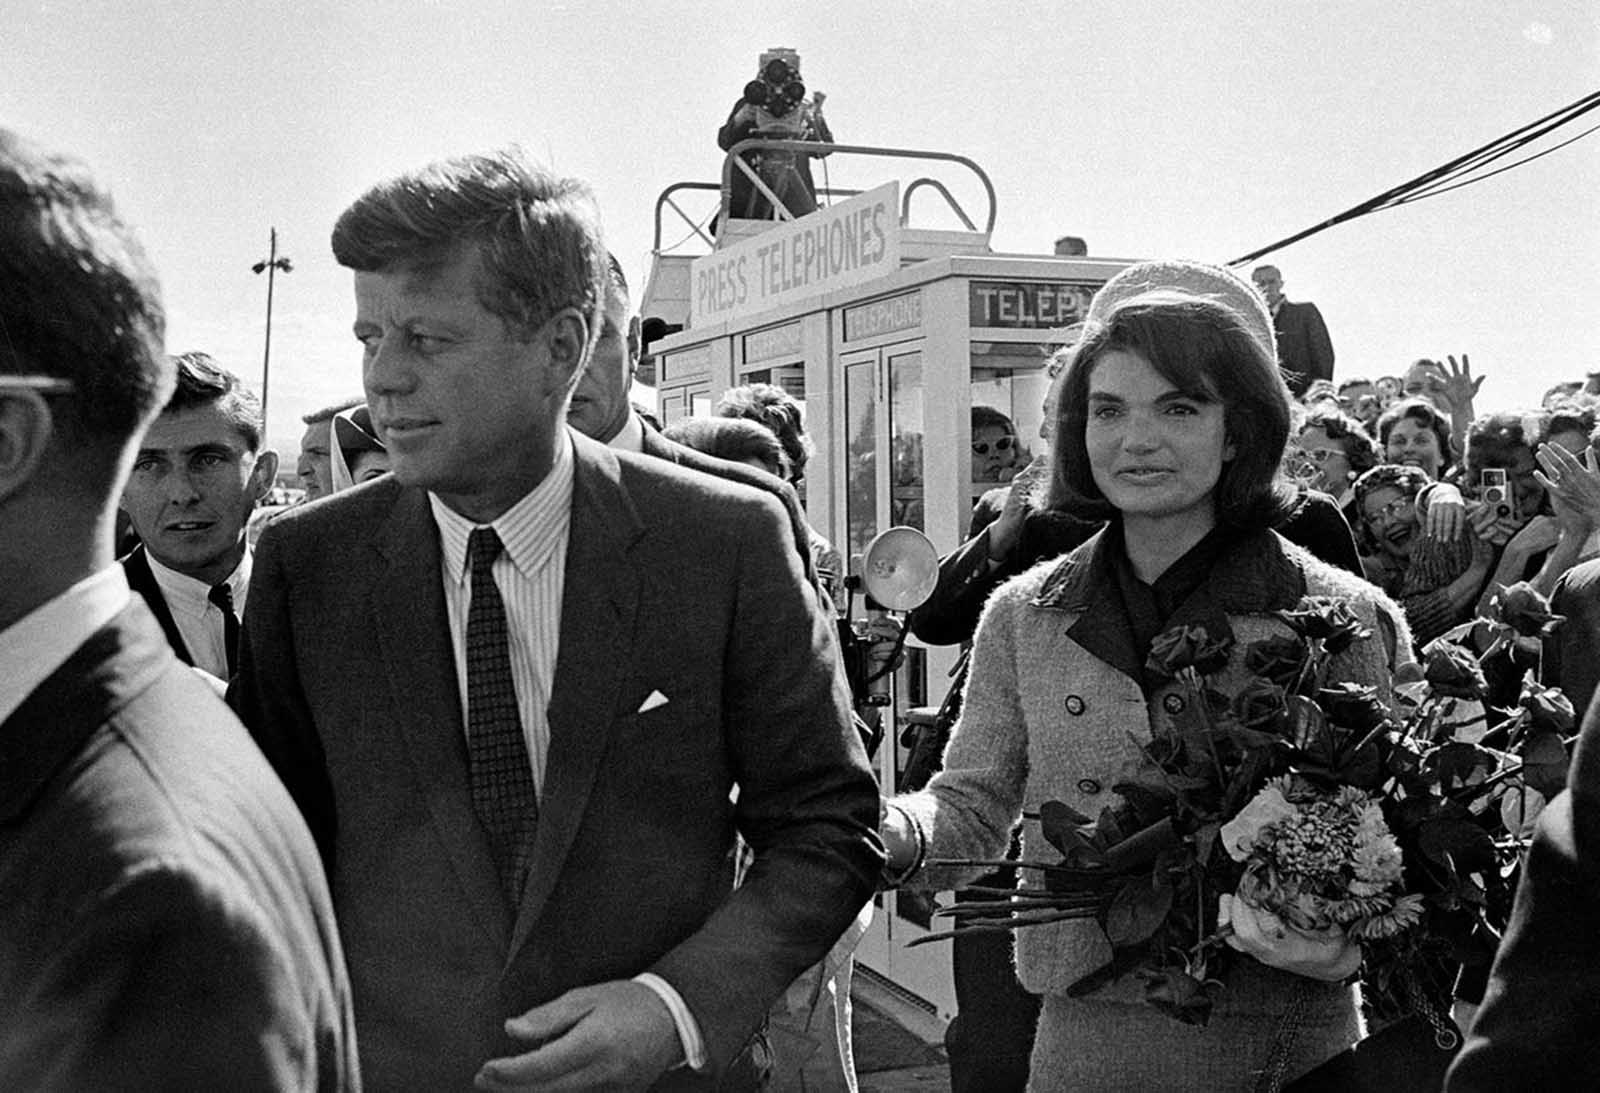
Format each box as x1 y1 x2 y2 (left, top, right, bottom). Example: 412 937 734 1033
717 48 833 223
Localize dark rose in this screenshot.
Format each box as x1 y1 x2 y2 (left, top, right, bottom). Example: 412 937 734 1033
1421 639 1487 700
1490 581 1566 639
1245 634 1307 689
1518 678 1576 736
1317 682 1393 734
1232 678 1290 734
1146 623 1235 681
1277 596 1373 654
1139 966 1220 1027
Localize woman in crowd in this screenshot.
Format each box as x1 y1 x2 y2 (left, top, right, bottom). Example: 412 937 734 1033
1292 406 1382 526
881 287 1411 1090
328 404 389 492
1376 397 1456 483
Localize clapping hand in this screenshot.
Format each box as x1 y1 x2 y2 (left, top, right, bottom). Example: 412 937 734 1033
476 981 683 1092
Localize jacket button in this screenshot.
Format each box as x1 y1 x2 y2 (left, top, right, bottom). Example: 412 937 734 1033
1076 778 1102 795
1162 693 1186 714
1064 695 1086 715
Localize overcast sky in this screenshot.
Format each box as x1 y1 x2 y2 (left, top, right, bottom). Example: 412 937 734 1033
6 0 1597 450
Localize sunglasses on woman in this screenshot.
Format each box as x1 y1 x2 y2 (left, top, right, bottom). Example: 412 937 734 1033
972 435 1016 456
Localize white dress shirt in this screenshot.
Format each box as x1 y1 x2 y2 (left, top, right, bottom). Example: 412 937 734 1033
427 432 705 1070
144 548 251 681
0 567 131 725
606 410 648 454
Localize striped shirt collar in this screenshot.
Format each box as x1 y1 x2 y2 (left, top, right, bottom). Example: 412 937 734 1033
429 431 576 587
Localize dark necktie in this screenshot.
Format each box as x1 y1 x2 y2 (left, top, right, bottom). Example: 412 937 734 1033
207 582 240 676
464 528 539 904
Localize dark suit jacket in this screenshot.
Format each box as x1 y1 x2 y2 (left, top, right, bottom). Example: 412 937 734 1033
231 432 883 1092
0 600 359 1091
1445 690 1600 1091
638 422 818 590
1274 299 1335 396
120 545 193 665
1544 555 1600 718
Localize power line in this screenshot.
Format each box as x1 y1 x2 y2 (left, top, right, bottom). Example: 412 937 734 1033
1230 88 1600 267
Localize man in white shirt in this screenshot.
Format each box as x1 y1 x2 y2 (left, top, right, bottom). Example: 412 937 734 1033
233 147 882 1093
119 352 277 680
0 125 358 1091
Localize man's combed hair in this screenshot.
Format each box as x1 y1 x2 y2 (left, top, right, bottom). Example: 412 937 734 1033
164 352 264 450
302 397 365 427
0 127 169 446
330 148 607 351
1047 290 1295 531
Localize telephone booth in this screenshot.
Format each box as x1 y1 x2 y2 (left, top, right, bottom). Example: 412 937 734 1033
642 144 1132 1018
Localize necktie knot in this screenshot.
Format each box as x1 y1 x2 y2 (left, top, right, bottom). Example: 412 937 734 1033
468 527 504 575
208 582 235 613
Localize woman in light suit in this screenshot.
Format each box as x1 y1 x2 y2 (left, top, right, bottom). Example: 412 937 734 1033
881 279 1412 1091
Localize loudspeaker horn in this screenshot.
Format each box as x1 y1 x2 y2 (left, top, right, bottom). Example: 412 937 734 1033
860 526 939 612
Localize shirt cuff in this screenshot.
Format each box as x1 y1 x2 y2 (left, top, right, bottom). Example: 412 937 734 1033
632 972 706 1072
880 801 928 887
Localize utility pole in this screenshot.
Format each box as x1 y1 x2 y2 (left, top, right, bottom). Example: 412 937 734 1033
251 227 293 446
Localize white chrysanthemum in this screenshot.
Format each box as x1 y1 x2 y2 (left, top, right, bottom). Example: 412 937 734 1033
1221 783 1299 862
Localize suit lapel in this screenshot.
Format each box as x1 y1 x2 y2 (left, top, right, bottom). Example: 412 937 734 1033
370 489 511 949
508 437 644 958
121 548 194 666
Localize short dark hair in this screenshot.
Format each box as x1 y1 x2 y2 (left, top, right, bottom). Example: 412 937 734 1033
330 147 607 351
663 416 784 477
1047 291 1295 530
1301 407 1382 477
1376 398 1456 473
971 404 1016 435
0 127 168 455
163 352 263 450
1541 400 1597 447
715 383 812 480
1464 410 1542 478
302 397 365 426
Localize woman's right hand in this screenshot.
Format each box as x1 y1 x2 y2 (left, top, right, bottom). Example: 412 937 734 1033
1219 894 1361 982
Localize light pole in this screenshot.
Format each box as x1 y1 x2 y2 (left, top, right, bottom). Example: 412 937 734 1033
251 227 293 447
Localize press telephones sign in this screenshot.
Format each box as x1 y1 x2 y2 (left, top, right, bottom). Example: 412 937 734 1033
969 282 1095 328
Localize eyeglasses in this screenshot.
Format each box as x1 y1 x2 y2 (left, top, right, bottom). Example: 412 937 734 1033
1300 447 1347 465
0 375 77 395
972 435 1016 456
1365 496 1415 524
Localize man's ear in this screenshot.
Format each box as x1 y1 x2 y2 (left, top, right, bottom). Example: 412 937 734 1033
248 448 280 502
541 308 591 394
626 315 642 377
0 390 56 503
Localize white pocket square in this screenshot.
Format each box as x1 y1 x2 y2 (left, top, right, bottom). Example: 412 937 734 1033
638 690 670 713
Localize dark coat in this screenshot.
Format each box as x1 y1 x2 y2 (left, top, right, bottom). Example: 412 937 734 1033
1274 299 1336 396
231 432 883 1091
0 601 359 1090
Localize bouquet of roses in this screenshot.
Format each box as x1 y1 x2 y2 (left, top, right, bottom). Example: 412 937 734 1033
914 582 1575 1036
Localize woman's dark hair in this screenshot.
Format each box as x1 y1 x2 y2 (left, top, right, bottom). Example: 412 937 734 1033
1375 398 1456 475
714 382 812 482
1045 290 1294 530
971 404 1016 435
1540 400 1597 448
1463 410 1543 478
1300 407 1382 478
663 416 784 478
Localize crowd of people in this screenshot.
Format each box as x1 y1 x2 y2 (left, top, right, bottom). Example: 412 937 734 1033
4 120 1600 1093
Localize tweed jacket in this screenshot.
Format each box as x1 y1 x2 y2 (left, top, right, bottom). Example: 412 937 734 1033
896 526 1412 997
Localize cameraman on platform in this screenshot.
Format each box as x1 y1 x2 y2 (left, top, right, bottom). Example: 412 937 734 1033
717 48 833 223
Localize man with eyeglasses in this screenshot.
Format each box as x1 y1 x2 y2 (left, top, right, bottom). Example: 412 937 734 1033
0 126 357 1090
119 352 278 681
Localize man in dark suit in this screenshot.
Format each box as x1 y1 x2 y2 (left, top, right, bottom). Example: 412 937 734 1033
0 127 358 1090
1252 264 1335 397
1444 689 1600 1090
232 148 883 1092
567 256 817 587
120 351 278 680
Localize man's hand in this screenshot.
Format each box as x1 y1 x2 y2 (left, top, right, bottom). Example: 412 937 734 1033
476 981 683 1092
988 455 1049 562
1422 482 1466 540
1442 354 1484 411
